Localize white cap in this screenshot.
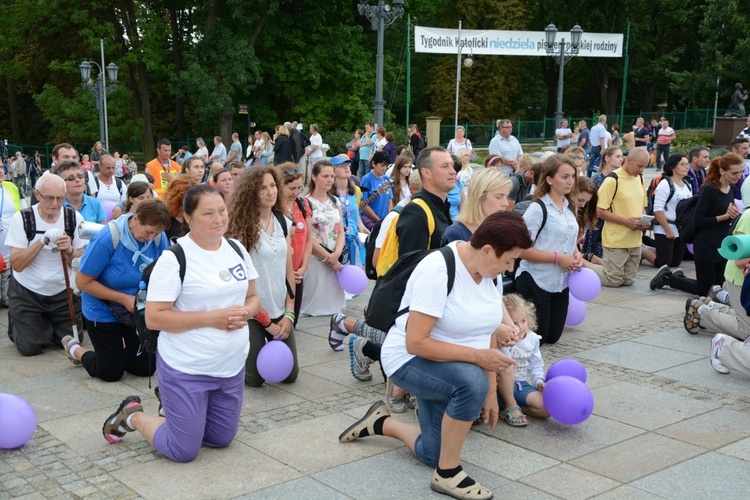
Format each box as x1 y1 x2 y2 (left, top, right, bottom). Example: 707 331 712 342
130 174 150 186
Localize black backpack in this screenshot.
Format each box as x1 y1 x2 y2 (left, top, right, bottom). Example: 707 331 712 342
364 205 403 280
674 195 700 244
364 246 455 333
135 239 244 358
93 175 124 197
21 206 77 242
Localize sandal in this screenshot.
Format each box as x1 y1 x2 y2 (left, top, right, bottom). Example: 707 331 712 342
102 396 143 444
328 314 347 351
61 335 81 366
430 469 494 500
684 296 703 334
338 401 390 443
500 405 528 427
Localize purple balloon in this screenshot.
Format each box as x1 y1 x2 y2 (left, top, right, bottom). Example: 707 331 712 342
0 393 36 449
102 203 115 221
546 358 587 383
256 341 294 383
543 376 594 425
568 268 601 302
686 243 694 254
338 264 368 295
565 295 586 326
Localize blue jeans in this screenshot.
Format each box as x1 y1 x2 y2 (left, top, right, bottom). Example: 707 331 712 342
358 159 370 178
390 357 488 468
656 144 670 170
587 146 602 177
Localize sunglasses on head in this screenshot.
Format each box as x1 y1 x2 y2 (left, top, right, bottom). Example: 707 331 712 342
284 167 302 175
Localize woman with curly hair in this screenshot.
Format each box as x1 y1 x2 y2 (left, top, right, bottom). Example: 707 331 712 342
163 174 198 243
226 166 298 387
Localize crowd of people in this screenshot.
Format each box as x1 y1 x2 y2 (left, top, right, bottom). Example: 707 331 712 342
6 115 750 500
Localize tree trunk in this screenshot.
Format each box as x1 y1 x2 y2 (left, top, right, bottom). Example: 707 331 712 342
137 61 155 160
219 111 233 146
6 77 21 144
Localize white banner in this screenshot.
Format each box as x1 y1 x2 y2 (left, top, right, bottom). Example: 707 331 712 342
414 27 623 58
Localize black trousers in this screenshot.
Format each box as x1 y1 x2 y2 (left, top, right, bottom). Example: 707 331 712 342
654 233 686 268
82 317 155 382
695 259 727 298
516 272 569 345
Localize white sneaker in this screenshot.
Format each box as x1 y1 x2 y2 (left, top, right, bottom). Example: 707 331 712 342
710 334 730 374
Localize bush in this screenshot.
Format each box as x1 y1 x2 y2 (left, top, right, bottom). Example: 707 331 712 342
671 130 714 154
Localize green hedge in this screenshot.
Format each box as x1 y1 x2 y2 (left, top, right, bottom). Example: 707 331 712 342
671 130 714 154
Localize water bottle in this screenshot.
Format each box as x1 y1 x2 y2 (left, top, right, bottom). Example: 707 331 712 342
136 281 147 316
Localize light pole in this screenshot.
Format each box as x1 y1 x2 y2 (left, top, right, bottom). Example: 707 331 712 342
454 21 474 133
79 39 118 151
358 0 404 128
544 23 583 129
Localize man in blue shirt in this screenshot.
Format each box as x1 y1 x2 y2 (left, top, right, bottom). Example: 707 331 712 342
59 161 106 223
359 151 393 230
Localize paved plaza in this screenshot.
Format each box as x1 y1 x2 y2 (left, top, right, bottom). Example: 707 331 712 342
2 259 750 499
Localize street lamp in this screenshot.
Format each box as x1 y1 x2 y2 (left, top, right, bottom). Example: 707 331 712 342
79 40 118 152
454 21 474 132
358 0 404 128
544 23 583 128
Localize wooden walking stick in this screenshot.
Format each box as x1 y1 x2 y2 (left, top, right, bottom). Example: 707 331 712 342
60 250 79 342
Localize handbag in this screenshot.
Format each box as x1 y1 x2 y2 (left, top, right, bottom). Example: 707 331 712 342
109 301 136 328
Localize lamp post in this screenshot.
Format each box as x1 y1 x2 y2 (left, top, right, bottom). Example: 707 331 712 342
544 23 583 129
358 0 404 128
79 39 118 151
454 21 474 133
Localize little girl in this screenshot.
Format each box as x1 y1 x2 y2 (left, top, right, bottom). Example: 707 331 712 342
497 294 550 426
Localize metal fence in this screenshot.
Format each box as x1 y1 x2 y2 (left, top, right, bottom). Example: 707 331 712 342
441 109 716 147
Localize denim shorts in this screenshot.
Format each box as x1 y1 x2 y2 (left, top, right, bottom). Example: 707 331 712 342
390 357 489 468
498 380 538 407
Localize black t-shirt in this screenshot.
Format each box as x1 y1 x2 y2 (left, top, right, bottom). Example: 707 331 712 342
634 127 650 146
396 189 452 256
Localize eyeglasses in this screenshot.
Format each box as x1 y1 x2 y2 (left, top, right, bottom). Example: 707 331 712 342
63 173 86 181
38 194 65 203
284 167 302 175
501 126 512 129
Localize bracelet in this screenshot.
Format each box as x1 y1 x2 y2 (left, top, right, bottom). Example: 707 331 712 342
253 310 272 328
283 311 296 322
553 251 559 265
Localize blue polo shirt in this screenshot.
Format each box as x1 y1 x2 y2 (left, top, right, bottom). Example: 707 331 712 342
64 194 106 223
79 223 170 322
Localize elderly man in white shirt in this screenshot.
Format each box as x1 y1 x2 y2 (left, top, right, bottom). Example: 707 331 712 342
586 114 608 177
488 119 523 176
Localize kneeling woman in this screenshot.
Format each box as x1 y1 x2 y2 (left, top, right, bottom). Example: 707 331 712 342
101 185 260 463
68 199 171 381
339 212 531 500
226 166 298 387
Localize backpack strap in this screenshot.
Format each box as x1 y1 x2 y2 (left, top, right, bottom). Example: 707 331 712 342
295 196 308 219
115 177 124 193
606 172 619 211
224 237 244 259
531 199 548 246
21 206 76 242
169 243 188 283
438 246 457 296
108 221 119 249
412 198 435 249
272 208 288 238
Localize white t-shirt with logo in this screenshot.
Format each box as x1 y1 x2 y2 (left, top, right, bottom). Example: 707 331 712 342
6 206 84 296
147 235 258 378
381 242 504 377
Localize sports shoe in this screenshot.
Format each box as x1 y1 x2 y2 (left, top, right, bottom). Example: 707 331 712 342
61 335 81 366
328 313 347 351
650 265 671 290
708 285 730 305
385 379 407 413
710 334 730 374
102 396 143 443
154 386 165 417
349 335 373 382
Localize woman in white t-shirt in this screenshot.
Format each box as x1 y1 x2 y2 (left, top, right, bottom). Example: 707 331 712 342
226 166 298 387
193 138 209 162
101 185 260 463
339 211 531 500
446 126 472 156
652 154 692 268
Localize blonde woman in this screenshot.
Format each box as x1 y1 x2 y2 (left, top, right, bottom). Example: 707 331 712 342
441 168 511 244
455 147 474 188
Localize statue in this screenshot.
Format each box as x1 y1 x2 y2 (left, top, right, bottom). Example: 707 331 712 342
725 83 748 117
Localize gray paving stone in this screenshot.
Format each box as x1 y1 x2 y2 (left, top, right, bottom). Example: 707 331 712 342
717 436 750 461
591 381 720 431
578 341 703 373
570 434 706 483
460 430 559 480
656 359 750 398
631 328 709 356
591 485 664 499
656 408 750 448
631 452 750 499
313 447 508 500
235 477 351 500
519 463 621 500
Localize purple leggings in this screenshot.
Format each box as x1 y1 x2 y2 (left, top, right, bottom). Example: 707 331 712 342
152 354 244 463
